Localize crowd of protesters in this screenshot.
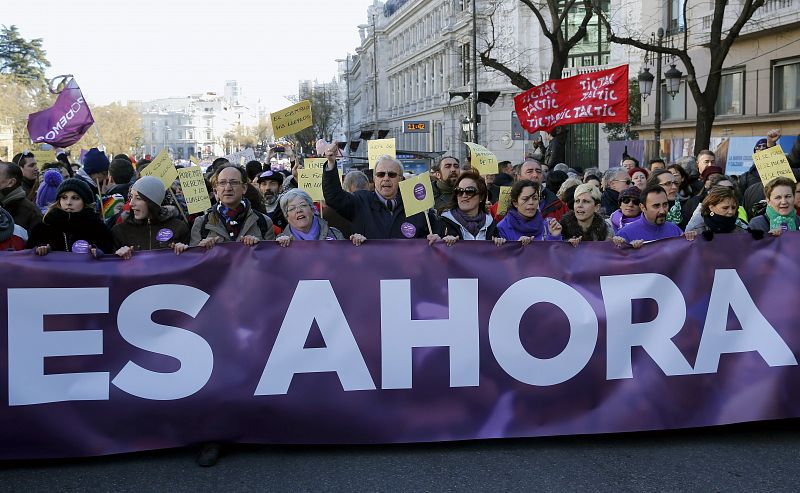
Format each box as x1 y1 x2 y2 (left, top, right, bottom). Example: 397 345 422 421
1 132 799 466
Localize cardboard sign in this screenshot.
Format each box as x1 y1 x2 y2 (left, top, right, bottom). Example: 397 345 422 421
32 150 57 170
497 186 512 216
189 155 199 165
224 148 256 167
141 149 178 188
753 145 796 187
368 138 396 169
399 171 435 217
303 158 328 170
464 142 498 175
298 168 324 202
177 167 212 215
271 100 313 139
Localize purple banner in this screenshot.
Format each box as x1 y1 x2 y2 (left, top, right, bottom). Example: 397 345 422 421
27 78 94 148
1 235 800 460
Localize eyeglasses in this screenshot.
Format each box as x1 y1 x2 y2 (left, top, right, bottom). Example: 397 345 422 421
454 186 478 198
216 180 242 188
518 193 540 203
620 197 640 205
286 204 312 214
612 178 633 185
375 171 399 179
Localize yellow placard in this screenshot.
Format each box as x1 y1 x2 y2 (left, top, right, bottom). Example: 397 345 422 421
177 167 212 214
189 155 199 165
497 186 512 216
464 142 498 176
298 168 324 202
140 149 178 188
303 158 328 170
32 150 57 169
368 138 396 169
399 171 435 217
270 100 313 139
753 145 796 187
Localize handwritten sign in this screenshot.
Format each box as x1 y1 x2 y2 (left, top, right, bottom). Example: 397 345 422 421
298 168 324 202
32 150 57 169
368 138 396 169
753 145 796 187
177 166 212 214
303 158 328 170
223 148 256 168
399 171 435 217
497 186 512 216
464 142 498 175
140 149 178 188
514 65 629 134
271 100 313 139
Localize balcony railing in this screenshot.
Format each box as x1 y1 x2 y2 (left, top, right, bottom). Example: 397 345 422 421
697 0 799 44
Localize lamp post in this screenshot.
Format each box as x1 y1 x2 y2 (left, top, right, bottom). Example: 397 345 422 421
638 27 682 158
471 0 479 144
336 56 352 160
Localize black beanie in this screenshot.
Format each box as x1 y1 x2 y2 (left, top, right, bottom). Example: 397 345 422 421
56 178 95 207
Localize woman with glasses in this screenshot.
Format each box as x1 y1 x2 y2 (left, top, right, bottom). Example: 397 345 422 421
432 171 504 246
607 186 642 235
560 184 614 246
749 177 799 236
497 179 562 244
276 188 366 246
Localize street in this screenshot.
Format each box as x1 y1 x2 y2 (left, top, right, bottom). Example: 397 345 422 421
2 420 798 492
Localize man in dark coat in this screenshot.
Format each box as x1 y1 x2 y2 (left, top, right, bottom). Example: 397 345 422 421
0 162 42 233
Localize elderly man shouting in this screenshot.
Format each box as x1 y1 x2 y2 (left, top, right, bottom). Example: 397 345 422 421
322 143 437 239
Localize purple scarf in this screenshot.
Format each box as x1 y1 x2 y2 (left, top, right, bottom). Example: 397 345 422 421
451 208 486 238
291 216 321 240
610 209 642 234
498 208 559 241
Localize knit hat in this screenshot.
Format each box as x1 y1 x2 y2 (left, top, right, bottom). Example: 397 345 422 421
83 148 110 175
131 176 166 205
35 169 64 211
753 138 769 153
56 178 95 206
257 169 284 185
0 206 13 243
701 165 724 182
628 167 649 178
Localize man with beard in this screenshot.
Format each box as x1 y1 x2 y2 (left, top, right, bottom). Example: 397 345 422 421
648 169 683 227
432 156 460 214
614 185 696 248
256 170 287 230
599 168 631 217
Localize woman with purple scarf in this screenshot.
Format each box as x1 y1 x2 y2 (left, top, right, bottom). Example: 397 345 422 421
607 186 642 234
276 188 365 246
432 171 505 246
496 179 563 244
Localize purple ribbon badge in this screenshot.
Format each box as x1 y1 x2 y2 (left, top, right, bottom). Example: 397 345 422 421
156 228 174 242
71 240 90 254
400 222 416 238
413 183 427 201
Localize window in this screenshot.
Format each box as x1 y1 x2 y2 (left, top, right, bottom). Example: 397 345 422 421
716 70 744 116
461 43 471 85
667 0 685 35
774 58 800 112
662 81 686 120
206 130 212 140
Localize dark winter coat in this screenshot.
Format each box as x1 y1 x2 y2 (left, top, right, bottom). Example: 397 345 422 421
111 206 190 251
437 210 499 240
26 207 114 254
560 211 613 241
322 167 437 239
0 186 43 234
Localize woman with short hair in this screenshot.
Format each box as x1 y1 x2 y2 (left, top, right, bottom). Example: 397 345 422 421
276 188 364 246
560 184 614 246
749 177 799 235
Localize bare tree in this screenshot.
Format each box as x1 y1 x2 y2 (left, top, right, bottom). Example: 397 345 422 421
598 0 766 153
480 0 595 90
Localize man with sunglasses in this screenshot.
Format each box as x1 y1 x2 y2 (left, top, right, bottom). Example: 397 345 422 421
600 168 632 217
322 144 437 239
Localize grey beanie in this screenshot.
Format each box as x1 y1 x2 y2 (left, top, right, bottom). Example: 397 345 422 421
0 207 13 243
131 176 166 205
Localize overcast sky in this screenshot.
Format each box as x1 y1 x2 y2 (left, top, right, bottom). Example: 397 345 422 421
5 0 373 110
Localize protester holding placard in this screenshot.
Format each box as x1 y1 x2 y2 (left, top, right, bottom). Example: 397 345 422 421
111 176 190 258
607 186 642 235
749 177 799 235
497 179 562 244
275 189 358 247
190 166 275 249
26 178 113 256
322 144 437 240
560 184 613 246
0 162 42 233
432 171 504 246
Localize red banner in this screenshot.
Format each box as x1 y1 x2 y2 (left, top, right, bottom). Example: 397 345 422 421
513 65 629 134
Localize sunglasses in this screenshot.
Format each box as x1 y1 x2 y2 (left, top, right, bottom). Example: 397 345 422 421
375 171 399 179
454 186 478 198
620 197 640 205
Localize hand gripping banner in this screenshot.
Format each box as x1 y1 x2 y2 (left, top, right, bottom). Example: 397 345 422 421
1 234 799 460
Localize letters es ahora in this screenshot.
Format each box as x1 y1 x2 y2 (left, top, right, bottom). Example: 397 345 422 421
5 269 796 406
